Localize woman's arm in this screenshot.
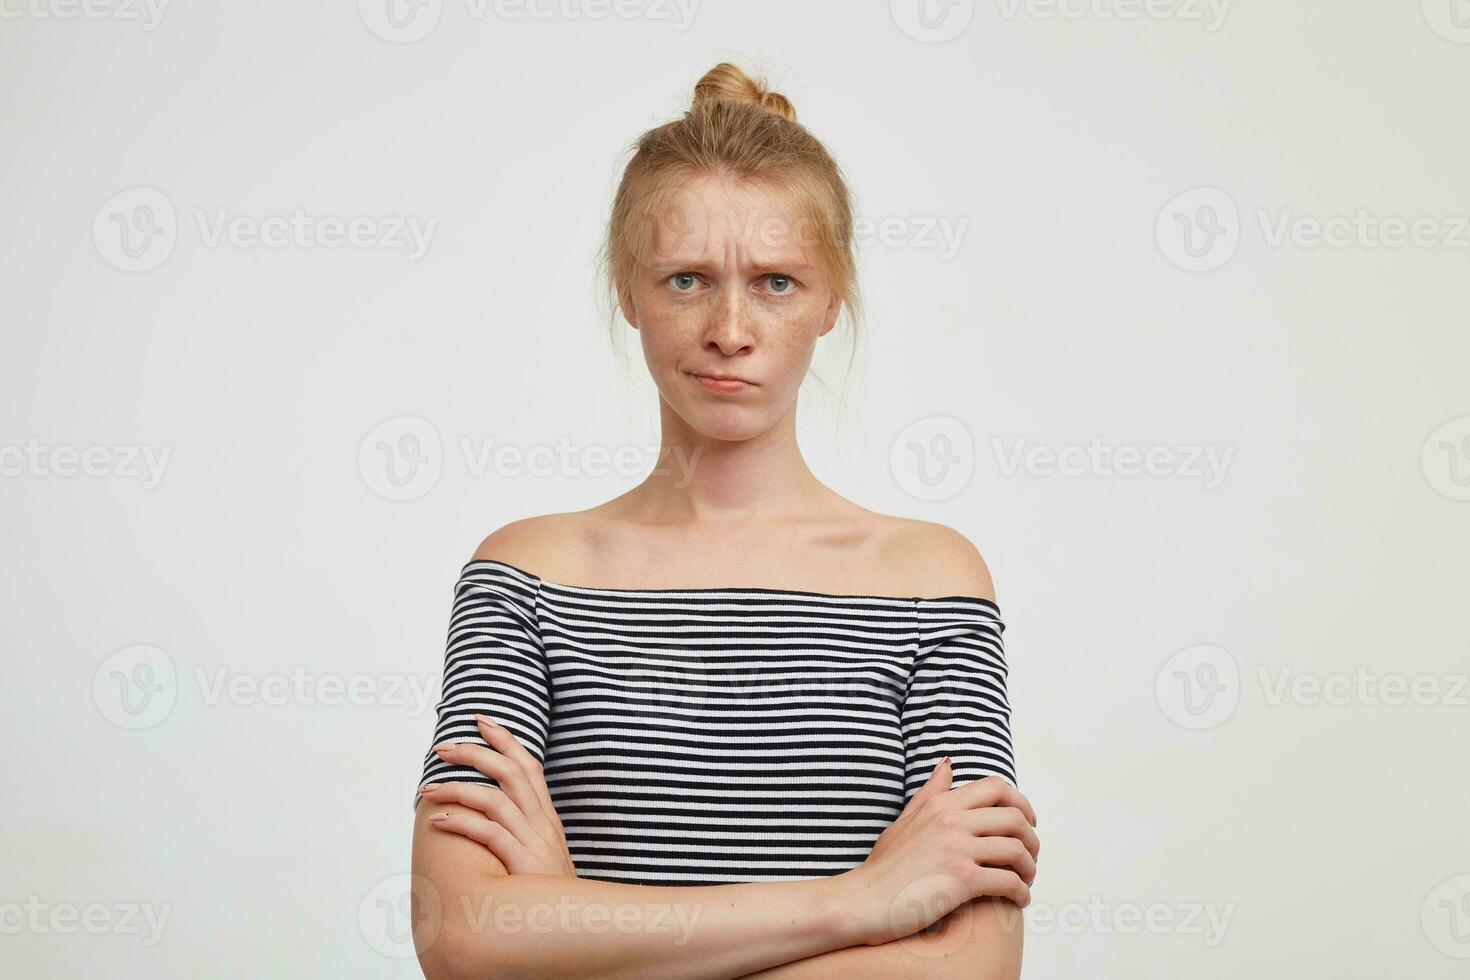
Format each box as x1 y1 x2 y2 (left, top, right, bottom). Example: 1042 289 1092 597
412 745 1036 980
410 797 866 980
731 897 1024 980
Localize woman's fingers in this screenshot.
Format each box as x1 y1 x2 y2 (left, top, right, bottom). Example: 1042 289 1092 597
473 716 559 830
967 834 1038 887
432 738 543 823
959 806 1040 861
418 781 538 845
426 809 530 870
969 865 1031 908
944 775 1038 827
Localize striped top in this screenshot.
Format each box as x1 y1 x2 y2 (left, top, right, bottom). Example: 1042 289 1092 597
415 559 1016 887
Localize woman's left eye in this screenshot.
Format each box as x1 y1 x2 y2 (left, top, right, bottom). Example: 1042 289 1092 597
767 275 796 295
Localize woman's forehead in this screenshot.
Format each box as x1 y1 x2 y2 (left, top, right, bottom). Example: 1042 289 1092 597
641 179 821 267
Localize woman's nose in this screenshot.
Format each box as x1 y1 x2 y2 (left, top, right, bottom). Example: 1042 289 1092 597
702 290 754 355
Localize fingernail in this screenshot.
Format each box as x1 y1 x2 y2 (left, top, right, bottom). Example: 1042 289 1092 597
428 812 450 822
417 784 437 794
475 714 497 728
941 755 952 769
433 743 452 757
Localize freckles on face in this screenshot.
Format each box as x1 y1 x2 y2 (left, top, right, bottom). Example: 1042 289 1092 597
625 175 838 414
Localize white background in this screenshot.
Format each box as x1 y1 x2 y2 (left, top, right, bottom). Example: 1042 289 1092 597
2 1 1467 977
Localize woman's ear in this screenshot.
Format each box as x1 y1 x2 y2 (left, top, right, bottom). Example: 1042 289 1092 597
817 291 841 338
617 285 639 330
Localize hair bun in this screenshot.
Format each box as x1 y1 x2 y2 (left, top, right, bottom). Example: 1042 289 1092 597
692 62 797 122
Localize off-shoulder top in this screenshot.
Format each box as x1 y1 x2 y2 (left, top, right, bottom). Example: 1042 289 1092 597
414 559 1016 887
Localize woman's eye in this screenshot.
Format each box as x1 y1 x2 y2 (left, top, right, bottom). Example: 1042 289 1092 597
670 273 699 292
767 275 795 295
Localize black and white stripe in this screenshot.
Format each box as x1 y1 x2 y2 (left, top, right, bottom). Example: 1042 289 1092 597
416 559 1014 887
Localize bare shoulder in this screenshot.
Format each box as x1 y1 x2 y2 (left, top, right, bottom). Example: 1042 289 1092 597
878 517 996 602
468 512 594 580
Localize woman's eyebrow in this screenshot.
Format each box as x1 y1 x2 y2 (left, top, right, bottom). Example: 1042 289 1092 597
652 256 815 273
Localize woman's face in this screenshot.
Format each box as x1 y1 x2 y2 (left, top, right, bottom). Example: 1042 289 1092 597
619 173 842 442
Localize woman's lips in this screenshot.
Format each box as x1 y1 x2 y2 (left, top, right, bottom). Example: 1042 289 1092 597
690 373 756 394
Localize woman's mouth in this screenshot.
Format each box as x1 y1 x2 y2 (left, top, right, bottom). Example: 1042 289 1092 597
689 372 756 394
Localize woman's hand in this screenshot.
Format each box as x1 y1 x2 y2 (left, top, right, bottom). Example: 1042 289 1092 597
418 714 576 877
840 757 1040 946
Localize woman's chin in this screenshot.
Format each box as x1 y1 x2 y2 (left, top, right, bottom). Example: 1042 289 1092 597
670 402 773 443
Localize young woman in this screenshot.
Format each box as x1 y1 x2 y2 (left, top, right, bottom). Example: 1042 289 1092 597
409 63 1040 979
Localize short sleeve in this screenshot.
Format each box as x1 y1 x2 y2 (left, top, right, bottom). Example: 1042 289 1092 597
901 597 1016 803
412 562 552 811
